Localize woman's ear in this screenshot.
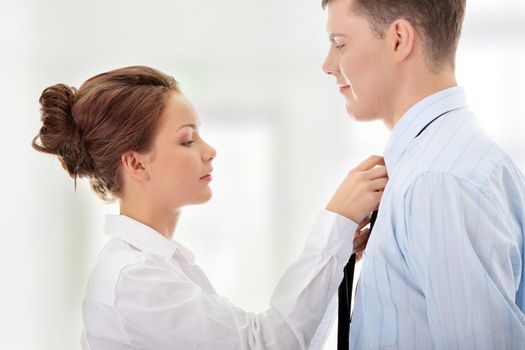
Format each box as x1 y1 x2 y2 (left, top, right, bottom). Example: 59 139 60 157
387 19 415 63
121 151 150 182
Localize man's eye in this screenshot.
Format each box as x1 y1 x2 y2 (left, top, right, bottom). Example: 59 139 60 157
336 43 345 49
182 140 195 147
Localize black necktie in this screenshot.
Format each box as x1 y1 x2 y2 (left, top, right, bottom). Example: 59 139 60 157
337 210 378 350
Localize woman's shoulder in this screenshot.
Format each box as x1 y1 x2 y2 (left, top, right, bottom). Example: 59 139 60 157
84 238 146 306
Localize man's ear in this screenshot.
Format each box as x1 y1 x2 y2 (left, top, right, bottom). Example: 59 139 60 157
121 151 150 182
387 19 416 63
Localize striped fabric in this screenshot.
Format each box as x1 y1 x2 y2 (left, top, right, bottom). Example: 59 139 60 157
349 87 525 349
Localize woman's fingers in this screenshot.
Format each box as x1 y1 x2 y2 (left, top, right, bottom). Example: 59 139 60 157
326 155 388 223
353 228 370 253
357 215 372 231
366 165 388 180
371 177 388 191
356 155 385 171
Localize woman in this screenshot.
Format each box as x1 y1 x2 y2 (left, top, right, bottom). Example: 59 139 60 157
32 66 387 349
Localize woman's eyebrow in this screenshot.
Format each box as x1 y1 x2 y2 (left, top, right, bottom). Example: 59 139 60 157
178 124 197 131
329 33 347 42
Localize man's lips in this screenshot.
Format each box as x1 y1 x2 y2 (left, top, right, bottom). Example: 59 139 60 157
338 84 351 93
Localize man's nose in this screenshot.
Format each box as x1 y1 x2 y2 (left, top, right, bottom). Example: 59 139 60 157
322 50 338 76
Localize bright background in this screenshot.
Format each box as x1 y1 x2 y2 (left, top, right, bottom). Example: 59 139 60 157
1 0 524 349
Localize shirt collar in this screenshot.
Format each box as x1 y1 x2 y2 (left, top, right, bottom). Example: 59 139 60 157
104 215 195 262
384 86 468 171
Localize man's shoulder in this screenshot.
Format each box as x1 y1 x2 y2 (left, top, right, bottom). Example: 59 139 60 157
413 117 511 190
407 142 524 204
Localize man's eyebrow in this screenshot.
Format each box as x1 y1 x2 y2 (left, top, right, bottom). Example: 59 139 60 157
329 33 347 42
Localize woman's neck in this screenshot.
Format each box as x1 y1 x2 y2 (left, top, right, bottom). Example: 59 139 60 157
119 197 180 240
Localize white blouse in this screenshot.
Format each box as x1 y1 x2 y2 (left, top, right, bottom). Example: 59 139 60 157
81 210 357 349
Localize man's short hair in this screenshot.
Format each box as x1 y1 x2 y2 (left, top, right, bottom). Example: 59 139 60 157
322 0 466 72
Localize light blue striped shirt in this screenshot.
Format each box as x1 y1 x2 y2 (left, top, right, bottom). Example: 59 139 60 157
349 87 525 349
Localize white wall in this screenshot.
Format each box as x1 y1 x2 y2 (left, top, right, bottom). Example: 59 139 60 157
1 0 524 348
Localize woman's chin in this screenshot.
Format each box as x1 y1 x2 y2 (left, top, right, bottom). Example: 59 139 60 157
192 189 213 205
200 193 213 204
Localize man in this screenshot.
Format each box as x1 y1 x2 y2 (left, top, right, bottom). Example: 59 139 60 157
321 0 525 348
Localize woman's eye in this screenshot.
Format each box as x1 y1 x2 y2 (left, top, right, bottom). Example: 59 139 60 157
336 43 345 49
182 140 195 147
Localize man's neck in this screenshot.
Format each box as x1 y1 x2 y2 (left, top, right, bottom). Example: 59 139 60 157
384 70 457 130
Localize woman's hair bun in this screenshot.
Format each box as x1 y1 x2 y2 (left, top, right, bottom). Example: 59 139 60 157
32 83 94 179
32 66 179 202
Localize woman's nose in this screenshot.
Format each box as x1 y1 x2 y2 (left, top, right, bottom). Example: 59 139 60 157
203 142 216 162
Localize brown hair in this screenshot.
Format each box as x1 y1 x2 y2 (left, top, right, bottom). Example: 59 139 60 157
322 0 466 72
32 66 179 202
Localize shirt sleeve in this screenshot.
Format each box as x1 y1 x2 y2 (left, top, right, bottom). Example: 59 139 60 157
403 172 525 349
114 210 358 350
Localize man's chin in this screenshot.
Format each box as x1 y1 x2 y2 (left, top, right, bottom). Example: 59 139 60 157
345 103 362 120
345 104 378 122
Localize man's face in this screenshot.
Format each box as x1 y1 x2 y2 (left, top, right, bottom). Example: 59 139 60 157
323 0 395 122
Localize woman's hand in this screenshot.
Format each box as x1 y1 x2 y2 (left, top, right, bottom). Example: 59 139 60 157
353 216 372 262
325 155 388 223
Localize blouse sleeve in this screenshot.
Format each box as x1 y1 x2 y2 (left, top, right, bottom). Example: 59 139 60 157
114 210 357 350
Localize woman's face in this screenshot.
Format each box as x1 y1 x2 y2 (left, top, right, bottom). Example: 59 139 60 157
145 92 216 210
